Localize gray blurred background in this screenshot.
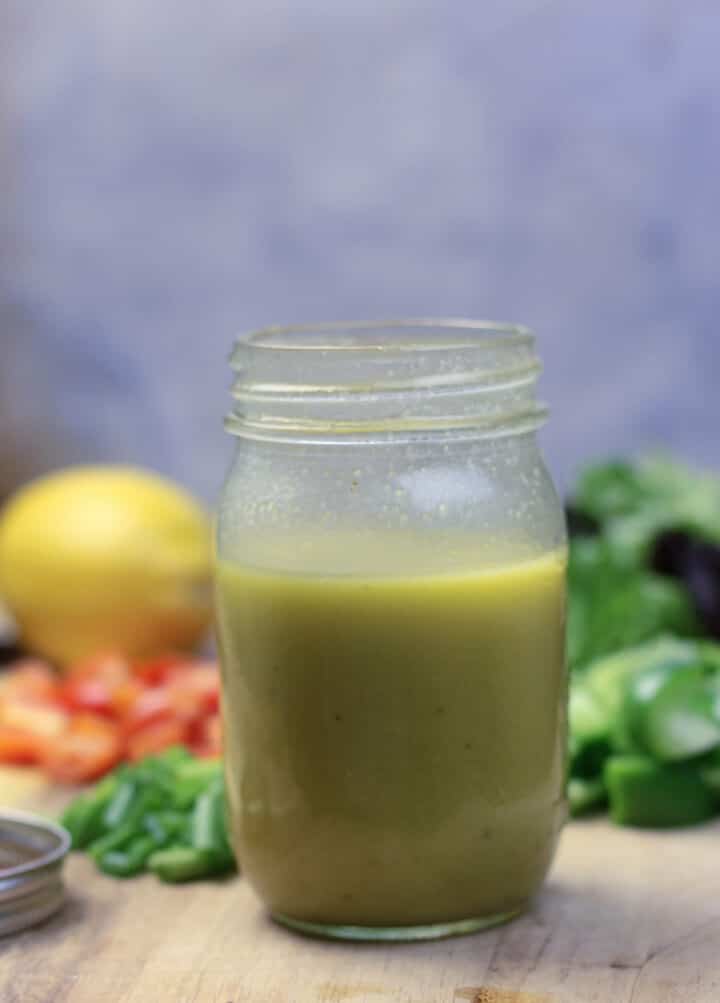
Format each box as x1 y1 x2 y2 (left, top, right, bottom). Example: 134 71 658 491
1 1 717 501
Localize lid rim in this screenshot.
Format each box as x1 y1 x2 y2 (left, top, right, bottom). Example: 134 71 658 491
0 811 69 937
0 811 71 881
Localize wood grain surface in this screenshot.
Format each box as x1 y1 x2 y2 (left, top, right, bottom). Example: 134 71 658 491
1 769 719 1003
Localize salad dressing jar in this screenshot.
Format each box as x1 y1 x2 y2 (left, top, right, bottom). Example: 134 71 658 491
215 320 567 940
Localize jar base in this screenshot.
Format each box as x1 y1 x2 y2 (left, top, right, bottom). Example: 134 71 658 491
271 907 523 942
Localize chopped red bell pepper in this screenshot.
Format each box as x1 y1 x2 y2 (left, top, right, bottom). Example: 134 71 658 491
0 727 48 765
0 651 221 783
41 713 124 784
126 718 190 762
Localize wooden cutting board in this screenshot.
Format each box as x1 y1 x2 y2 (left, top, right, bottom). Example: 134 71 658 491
1 768 719 1003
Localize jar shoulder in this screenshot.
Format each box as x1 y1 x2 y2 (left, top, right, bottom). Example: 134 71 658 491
217 437 566 571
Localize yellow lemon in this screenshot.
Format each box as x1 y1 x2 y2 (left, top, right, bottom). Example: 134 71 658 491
0 466 213 665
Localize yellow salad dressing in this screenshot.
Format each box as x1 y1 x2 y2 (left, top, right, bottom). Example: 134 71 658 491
216 537 567 928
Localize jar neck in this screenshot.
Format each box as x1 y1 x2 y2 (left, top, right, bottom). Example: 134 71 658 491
225 319 547 444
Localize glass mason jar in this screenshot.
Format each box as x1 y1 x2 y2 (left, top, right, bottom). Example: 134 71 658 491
215 320 567 942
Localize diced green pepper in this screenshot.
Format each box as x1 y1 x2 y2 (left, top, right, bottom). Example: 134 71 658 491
142 811 187 846
568 777 607 817
152 745 192 766
699 747 720 796
60 749 235 883
621 661 720 762
569 684 611 744
570 737 611 781
98 835 157 878
60 773 121 848
147 846 224 883
103 779 147 830
88 821 138 861
584 638 698 722
173 759 224 808
190 779 234 866
568 678 614 780
604 755 716 827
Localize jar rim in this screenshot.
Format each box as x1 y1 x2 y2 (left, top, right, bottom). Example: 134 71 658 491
236 318 533 354
227 319 545 444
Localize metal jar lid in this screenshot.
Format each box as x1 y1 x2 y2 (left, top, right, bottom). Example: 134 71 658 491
0 810 70 936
